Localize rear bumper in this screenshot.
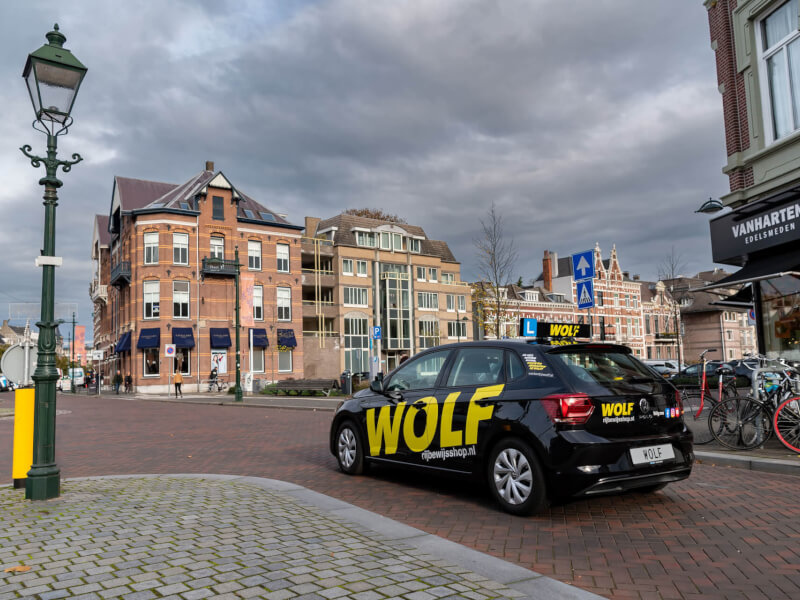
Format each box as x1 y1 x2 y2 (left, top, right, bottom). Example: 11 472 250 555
580 464 692 495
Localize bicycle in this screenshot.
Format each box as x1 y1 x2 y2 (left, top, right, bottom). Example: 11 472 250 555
774 396 800 453
679 348 734 444
207 377 229 392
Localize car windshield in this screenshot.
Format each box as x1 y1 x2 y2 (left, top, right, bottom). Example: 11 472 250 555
548 349 659 392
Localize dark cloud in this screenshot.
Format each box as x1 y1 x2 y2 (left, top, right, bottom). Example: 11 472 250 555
0 0 727 337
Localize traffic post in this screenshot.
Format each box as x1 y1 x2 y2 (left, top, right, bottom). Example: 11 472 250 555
572 250 596 339
12 388 35 489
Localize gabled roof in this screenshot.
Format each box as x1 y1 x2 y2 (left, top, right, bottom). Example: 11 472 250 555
115 176 177 212
94 215 110 247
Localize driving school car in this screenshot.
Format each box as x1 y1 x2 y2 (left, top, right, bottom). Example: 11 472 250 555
330 341 693 515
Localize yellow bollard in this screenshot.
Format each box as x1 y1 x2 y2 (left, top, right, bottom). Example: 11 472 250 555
13 389 35 489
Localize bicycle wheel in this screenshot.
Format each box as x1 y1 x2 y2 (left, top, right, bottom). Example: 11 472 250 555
774 397 800 453
708 396 771 450
681 390 715 444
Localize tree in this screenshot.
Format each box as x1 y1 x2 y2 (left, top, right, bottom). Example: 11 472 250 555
658 246 688 367
344 208 407 223
474 202 518 339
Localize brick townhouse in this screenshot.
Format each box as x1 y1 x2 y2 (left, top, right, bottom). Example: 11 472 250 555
92 161 305 393
703 0 800 360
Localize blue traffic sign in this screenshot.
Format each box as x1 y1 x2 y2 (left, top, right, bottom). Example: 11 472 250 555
372 326 382 340
520 318 538 337
571 250 595 281
576 279 595 310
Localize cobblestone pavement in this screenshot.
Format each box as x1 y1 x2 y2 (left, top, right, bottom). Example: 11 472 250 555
2 395 800 599
1 476 578 600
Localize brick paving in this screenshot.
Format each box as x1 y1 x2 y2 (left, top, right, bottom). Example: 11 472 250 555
0 476 531 599
2 394 800 598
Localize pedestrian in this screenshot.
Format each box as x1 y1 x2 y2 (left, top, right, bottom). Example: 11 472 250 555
174 371 183 397
124 372 132 394
113 370 122 395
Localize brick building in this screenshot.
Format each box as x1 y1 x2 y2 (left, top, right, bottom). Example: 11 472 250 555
703 0 800 360
92 162 305 393
301 214 471 377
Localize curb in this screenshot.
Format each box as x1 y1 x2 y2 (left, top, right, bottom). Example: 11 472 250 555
694 450 800 476
60 473 604 600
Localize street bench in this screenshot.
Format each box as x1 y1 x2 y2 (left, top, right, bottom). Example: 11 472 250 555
274 379 339 396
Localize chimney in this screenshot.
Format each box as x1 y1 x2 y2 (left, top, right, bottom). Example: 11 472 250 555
304 216 321 238
623 271 630 280
542 250 552 292
633 274 640 281
551 252 558 277
205 160 214 172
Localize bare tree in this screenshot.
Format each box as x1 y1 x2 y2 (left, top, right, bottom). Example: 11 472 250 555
344 208 407 223
658 246 687 367
474 202 518 338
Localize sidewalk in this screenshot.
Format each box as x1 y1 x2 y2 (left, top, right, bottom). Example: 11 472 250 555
0 475 601 600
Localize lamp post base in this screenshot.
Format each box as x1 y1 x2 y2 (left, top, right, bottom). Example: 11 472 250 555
25 466 60 500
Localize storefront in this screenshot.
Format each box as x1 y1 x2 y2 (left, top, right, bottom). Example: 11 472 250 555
707 190 800 360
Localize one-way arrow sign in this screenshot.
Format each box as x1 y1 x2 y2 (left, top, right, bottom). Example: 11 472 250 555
571 250 595 281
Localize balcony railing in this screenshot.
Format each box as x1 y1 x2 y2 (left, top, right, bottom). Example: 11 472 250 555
90 280 108 304
201 257 237 277
110 261 131 287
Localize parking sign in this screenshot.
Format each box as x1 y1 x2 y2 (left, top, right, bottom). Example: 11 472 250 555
372 326 382 340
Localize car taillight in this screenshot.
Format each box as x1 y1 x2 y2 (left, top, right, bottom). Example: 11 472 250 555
541 393 594 424
674 389 684 416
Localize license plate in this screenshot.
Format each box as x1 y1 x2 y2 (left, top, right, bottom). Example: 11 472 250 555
630 443 675 465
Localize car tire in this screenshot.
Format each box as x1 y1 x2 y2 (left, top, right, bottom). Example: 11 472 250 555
487 438 547 516
335 420 366 475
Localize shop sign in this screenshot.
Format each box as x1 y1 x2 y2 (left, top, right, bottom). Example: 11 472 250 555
710 193 800 263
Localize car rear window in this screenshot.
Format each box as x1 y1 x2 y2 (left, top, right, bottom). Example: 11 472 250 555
548 349 659 392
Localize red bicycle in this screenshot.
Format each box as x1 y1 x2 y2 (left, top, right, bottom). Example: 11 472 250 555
679 348 736 444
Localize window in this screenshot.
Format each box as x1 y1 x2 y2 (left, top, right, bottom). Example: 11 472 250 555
277 287 291 321
428 268 437 282
760 1 800 141
243 209 255 219
343 286 368 306
418 292 438 310
392 233 404 251
419 319 440 349
212 196 224 220
252 347 265 373
277 244 289 273
446 294 455 312
408 238 421 253
210 236 224 259
143 348 159 376
342 259 353 275
248 240 261 270
344 316 369 373
596 291 603 306
355 231 376 247
356 260 368 277
278 349 292 372
174 348 190 375
458 295 466 312
441 272 454 284
380 232 391 250
254 285 263 320
416 266 426 281
173 233 188 265
446 348 505 387
448 320 467 339
173 281 190 318
143 280 159 319
385 349 450 391
726 329 733 340
144 232 159 265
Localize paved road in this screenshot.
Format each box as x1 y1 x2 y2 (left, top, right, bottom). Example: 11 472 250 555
2 394 800 599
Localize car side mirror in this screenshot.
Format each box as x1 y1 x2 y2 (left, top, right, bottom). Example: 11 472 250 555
369 379 383 394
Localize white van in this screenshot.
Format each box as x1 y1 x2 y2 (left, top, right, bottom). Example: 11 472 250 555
68 367 85 387
642 360 681 376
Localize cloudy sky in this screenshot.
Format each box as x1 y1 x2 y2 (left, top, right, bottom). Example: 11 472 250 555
0 0 727 339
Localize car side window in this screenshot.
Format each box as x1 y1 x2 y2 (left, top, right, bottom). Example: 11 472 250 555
385 350 450 391
507 351 526 381
685 365 699 376
446 347 505 387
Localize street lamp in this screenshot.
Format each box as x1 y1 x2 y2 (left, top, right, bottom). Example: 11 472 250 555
695 197 724 214
20 24 87 501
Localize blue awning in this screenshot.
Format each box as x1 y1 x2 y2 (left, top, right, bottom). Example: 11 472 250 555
115 332 131 353
277 328 297 348
172 327 195 349
210 328 231 348
137 328 160 349
250 328 268 347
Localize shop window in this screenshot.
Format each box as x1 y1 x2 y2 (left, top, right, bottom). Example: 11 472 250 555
144 348 159 376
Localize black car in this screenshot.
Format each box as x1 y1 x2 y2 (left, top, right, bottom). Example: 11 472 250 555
330 341 693 515
669 361 750 388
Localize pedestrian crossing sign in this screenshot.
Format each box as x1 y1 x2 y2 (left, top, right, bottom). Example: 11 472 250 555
577 279 594 310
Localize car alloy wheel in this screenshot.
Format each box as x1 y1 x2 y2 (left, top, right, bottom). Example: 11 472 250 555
335 421 365 475
338 427 357 469
493 448 532 505
487 438 546 516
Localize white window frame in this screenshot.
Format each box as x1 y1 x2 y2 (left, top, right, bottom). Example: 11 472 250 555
210 236 224 260
446 294 455 312
343 286 369 307
355 231 376 247
441 272 454 284
416 266 426 282
409 238 421 253
419 318 440 349
458 295 466 312
143 348 159 377
380 232 391 250
277 243 290 273
143 280 160 319
428 267 438 282
392 233 404 251
144 232 159 265
277 287 291 321
278 349 293 372
342 258 353 275
172 232 189 266
254 285 263 321
252 346 265 373
447 321 467 339
248 240 261 271
356 260 368 277
418 291 438 311
173 280 190 319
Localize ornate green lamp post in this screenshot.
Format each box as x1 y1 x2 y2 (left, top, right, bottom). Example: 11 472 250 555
234 247 243 402
20 24 87 501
